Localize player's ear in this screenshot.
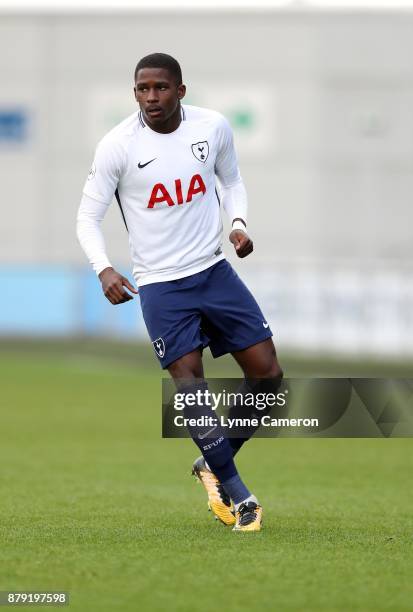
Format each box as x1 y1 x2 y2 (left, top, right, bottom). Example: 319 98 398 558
133 86 138 102
177 84 186 100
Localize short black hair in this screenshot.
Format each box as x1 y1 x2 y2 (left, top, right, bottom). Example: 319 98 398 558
134 53 182 85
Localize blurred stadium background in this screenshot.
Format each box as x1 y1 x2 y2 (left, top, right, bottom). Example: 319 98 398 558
2 1 413 362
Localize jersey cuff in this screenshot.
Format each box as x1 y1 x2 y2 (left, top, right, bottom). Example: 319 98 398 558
232 220 247 232
95 259 113 276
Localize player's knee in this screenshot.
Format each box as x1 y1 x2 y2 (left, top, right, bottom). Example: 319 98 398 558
169 365 200 379
229 371 284 421
240 340 283 379
168 351 203 379
262 362 283 380
250 354 283 380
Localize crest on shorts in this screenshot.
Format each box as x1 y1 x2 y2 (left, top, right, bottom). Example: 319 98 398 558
153 337 165 358
191 141 209 163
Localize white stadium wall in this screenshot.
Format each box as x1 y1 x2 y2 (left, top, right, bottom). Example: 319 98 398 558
1 11 413 356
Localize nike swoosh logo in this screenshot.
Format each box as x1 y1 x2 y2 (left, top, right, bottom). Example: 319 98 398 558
263 322 270 328
138 158 156 169
198 426 217 440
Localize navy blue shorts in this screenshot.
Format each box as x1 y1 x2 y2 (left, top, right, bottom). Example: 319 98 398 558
139 260 273 369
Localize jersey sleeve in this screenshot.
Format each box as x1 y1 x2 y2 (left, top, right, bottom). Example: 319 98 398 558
214 114 242 187
76 193 113 276
82 136 125 204
214 115 248 226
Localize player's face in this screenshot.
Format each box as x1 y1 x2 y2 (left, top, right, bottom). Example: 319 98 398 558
134 68 186 131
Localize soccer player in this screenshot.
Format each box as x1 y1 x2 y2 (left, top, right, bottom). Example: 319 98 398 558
77 53 283 532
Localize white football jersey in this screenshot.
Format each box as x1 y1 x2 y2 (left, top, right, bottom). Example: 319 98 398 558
82 104 245 286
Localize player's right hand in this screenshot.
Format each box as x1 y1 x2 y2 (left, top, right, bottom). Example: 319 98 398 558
98 267 138 305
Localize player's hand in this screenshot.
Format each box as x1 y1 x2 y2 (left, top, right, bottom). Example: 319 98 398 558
98 267 138 305
229 229 253 258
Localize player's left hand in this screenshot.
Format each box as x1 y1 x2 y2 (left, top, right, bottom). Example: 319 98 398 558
229 229 253 258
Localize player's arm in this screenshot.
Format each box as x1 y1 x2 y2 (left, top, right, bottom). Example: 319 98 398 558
77 195 138 304
76 140 138 305
215 116 253 259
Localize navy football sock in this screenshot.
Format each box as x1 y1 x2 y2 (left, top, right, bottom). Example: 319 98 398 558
180 381 250 502
221 475 251 505
228 437 246 457
228 375 284 456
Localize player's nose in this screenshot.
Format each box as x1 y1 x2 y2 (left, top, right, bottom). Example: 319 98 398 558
147 88 159 102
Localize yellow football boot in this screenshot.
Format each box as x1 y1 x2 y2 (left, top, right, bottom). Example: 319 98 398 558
233 501 263 532
192 457 235 526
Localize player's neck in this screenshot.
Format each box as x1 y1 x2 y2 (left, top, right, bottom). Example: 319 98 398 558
146 104 182 134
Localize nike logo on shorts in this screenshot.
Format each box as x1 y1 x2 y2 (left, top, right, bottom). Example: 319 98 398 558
138 158 156 169
263 321 270 328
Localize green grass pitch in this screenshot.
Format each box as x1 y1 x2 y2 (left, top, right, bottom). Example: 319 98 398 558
1 340 412 612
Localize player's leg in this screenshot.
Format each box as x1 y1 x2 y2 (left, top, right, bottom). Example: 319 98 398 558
223 340 283 531
228 338 284 456
167 349 233 523
232 337 282 379
198 261 283 530
199 261 283 456
139 267 263 530
139 278 234 524
167 350 257 528
167 348 205 379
